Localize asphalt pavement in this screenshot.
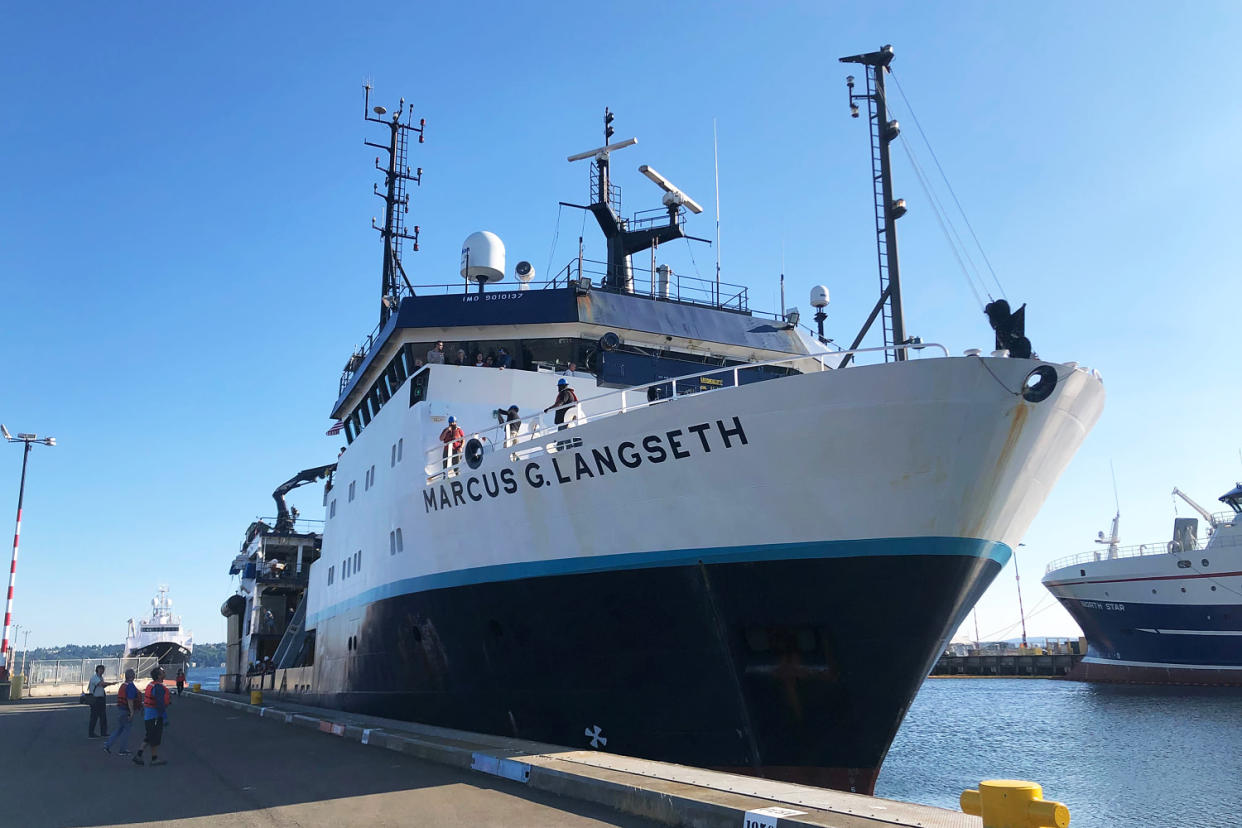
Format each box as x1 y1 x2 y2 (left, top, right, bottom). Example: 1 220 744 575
0 695 659 828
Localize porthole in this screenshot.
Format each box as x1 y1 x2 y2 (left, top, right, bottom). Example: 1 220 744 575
1181 587 1187 592
1080 569 1086 576
1202 559 1210 567
1152 589 1157 594
1177 560 1192 569
1212 586 1217 591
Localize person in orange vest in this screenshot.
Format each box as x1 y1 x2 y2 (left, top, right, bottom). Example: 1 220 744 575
103 668 140 756
132 666 172 766
440 416 464 475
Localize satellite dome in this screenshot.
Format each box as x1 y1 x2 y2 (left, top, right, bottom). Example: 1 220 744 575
810 285 830 308
460 231 506 283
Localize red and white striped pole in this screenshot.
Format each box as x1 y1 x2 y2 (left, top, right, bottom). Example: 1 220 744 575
1 441 32 677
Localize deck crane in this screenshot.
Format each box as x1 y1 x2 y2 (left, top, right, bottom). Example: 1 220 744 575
1171 487 1219 529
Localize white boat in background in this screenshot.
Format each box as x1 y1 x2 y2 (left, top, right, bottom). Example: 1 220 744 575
124 586 193 667
1043 483 1242 685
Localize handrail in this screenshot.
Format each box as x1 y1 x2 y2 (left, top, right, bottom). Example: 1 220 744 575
1045 527 1242 574
423 341 948 480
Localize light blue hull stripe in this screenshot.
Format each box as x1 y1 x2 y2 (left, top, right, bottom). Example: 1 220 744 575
308 536 1009 628
308 536 1010 629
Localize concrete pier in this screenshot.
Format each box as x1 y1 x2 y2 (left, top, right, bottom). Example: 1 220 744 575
932 652 1084 677
1 692 982 827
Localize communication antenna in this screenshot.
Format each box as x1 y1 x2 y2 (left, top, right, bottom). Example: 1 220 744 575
839 45 911 365
364 83 426 326
713 118 721 306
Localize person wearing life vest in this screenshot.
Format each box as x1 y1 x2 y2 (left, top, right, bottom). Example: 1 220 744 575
133 666 171 766
440 416 464 474
103 668 140 756
544 378 578 429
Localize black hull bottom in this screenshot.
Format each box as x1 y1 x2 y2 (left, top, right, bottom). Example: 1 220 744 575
126 642 191 666
290 546 1002 794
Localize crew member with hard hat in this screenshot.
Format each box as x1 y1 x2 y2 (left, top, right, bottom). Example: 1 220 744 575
440 415 464 475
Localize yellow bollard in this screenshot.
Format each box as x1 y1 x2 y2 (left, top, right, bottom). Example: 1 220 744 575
960 780 1070 828
191 682 201 693
250 690 263 705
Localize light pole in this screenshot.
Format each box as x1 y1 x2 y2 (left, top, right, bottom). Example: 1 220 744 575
19 627 30 678
1 425 56 681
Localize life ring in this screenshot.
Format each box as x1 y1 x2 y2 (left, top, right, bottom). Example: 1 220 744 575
1021 365 1057 403
464 438 485 469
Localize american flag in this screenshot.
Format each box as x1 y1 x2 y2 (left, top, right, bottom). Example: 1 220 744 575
325 421 344 436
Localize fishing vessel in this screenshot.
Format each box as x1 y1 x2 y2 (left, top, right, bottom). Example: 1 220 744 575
1043 483 1242 685
124 586 193 667
233 46 1105 794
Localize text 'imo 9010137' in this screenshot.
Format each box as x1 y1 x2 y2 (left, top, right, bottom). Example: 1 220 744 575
222 45 1105 795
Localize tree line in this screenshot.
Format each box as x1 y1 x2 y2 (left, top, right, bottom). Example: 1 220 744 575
24 642 226 665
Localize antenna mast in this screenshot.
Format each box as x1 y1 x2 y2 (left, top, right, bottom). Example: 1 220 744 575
364 84 425 327
840 45 910 364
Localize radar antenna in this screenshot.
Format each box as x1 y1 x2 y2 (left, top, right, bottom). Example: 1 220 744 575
364 84 425 326
564 109 709 293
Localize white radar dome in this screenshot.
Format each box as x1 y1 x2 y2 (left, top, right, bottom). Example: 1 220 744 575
809 285 830 308
460 231 506 283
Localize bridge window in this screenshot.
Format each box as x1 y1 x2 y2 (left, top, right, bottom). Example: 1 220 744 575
396 528 404 552
398 439 403 462
354 550 362 572
348 481 356 502
330 500 336 518
327 565 335 585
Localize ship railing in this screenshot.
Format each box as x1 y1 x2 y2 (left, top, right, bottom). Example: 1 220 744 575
423 342 948 481
1045 530 1242 574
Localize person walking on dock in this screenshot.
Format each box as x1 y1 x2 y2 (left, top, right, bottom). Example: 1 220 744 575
104 668 140 756
133 666 171 767
87 664 111 738
175 668 186 696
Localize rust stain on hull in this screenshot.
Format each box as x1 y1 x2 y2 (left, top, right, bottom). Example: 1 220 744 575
964 400 1029 539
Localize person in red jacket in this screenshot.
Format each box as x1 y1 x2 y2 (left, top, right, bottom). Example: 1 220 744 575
440 416 464 475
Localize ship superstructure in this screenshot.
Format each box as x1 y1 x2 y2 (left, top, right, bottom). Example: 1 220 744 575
124 586 193 666
1043 483 1242 685
236 50 1105 795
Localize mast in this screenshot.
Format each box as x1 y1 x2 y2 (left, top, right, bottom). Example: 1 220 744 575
566 110 705 294
840 45 909 363
364 85 425 327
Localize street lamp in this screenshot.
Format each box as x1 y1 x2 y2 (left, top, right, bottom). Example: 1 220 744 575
0 425 56 681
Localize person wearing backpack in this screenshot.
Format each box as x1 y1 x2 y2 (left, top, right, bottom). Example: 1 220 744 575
103 668 140 756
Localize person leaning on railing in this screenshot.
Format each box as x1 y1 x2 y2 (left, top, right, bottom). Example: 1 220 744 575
440 416 464 474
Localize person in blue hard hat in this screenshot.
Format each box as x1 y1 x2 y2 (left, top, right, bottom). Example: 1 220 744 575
439 416 464 475
545 379 578 450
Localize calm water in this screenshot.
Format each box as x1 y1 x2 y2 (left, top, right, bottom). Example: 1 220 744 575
876 678 1242 828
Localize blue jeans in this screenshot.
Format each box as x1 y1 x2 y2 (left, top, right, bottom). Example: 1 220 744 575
104 709 132 751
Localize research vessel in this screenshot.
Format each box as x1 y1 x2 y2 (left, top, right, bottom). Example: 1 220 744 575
123 586 193 667
234 47 1105 794
1043 483 1242 685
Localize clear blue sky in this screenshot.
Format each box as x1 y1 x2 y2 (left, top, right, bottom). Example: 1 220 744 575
3 3 1241 649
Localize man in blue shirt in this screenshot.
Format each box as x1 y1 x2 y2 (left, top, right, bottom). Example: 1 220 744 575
132 666 171 766
103 668 139 756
